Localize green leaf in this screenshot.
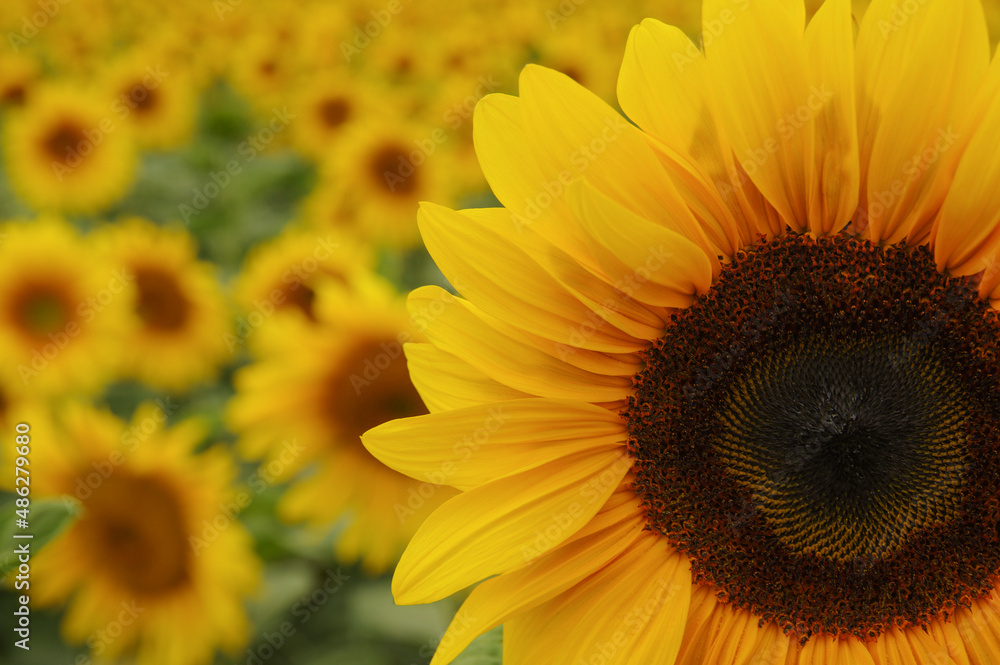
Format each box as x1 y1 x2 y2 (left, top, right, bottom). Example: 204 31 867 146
0 495 80 579
452 625 502 665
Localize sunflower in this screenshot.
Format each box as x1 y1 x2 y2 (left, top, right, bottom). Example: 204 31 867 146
31 402 261 665
0 217 130 397
3 83 137 214
362 1 1000 662
311 119 454 247
287 74 375 162
227 28 299 116
99 50 197 150
94 217 230 392
227 275 456 574
0 52 39 109
231 227 373 337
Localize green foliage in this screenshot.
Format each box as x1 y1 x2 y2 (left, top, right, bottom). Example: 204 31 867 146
0 495 79 579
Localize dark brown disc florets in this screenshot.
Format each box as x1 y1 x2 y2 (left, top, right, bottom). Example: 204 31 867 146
625 233 1000 642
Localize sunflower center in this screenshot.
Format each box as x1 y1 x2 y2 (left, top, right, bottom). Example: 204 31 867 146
2 84 26 106
78 472 190 595
280 282 317 320
323 336 427 443
715 334 966 563
625 234 1000 642
42 121 87 166
9 283 72 341
124 83 159 115
317 97 351 129
134 266 190 331
368 144 419 197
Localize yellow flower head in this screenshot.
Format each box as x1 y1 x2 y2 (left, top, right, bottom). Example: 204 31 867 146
0 52 40 109
228 274 456 574
93 218 230 392
287 73 377 162
4 83 137 214
98 51 196 150
363 0 1000 662
309 119 456 247
231 227 373 345
0 217 131 396
31 402 261 665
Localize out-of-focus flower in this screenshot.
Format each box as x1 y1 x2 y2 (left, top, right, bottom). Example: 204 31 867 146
232 227 373 330
227 275 455 574
94 217 230 392
288 75 376 163
3 84 136 213
309 120 454 247
0 52 40 109
32 402 261 665
0 217 130 396
99 50 197 150
227 28 300 117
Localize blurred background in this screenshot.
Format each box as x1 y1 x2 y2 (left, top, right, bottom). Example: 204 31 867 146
0 0 994 664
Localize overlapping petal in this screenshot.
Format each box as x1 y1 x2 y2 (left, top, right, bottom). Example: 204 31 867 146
390 447 631 604
362 398 626 491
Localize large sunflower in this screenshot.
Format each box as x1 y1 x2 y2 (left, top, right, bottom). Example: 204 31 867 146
363 1 1000 663
31 402 261 665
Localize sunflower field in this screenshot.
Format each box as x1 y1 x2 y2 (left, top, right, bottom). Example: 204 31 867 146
5 1 1000 665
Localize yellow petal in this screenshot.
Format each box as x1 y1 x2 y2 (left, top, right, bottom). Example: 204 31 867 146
518 64 718 268
803 0 859 235
932 87 1000 274
927 619 972 665
674 585 723 665
407 285 641 378
896 625 961 665
418 203 645 353
405 343 531 413
568 178 713 308
407 286 634 402
362 398 626 492
856 0 989 244
800 634 875 665
504 533 691 665
954 594 1000 665
392 447 631 604
429 489 645 665
473 93 597 269
704 0 814 232
460 207 669 341
617 19 749 255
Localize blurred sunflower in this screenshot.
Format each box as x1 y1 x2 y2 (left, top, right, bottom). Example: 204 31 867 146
363 0 1000 663
227 30 298 115
232 227 373 329
100 51 197 150
32 402 261 665
288 75 375 162
311 120 453 247
227 275 456 574
3 83 136 214
0 217 130 396
0 52 40 108
95 218 230 392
